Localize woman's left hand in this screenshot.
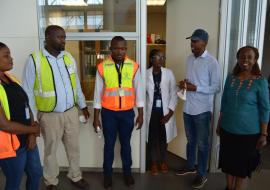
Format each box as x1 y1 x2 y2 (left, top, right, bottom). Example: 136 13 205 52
160 114 171 125
26 134 37 150
160 110 174 125
256 135 267 149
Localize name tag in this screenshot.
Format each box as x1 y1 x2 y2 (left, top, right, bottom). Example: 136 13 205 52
25 106 30 119
119 88 125 97
156 99 162 108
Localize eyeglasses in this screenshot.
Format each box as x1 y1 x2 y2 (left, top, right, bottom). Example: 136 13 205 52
152 55 166 60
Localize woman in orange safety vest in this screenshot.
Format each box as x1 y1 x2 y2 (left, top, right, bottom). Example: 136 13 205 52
0 42 42 190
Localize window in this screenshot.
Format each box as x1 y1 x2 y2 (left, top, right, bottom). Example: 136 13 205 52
38 0 136 32
37 0 139 101
65 40 136 101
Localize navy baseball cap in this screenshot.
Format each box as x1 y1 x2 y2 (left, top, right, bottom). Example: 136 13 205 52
186 29 209 42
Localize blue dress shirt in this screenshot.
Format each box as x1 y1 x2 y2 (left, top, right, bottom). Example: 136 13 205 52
22 48 87 121
183 50 221 115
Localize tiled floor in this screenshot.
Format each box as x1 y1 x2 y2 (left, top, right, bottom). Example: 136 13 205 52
1 169 270 190
1 150 270 190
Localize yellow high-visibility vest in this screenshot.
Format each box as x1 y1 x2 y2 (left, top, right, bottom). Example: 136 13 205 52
31 51 77 112
97 56 138 111
0 73 20 159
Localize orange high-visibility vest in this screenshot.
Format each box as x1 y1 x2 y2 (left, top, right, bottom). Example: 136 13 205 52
97 56 138 111
0 73 20 159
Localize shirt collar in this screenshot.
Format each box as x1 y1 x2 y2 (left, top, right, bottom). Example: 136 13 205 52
42 48 65 59
201 50 208 58
193 50 208 58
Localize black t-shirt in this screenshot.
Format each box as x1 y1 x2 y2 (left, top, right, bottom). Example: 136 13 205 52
152 71 163 113
2 80 31 147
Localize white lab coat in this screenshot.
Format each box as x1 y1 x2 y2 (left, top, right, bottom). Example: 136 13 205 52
146 67 178 143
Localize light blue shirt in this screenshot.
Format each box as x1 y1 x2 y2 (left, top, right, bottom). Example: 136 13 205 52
22 48 87 121
183 50 221 115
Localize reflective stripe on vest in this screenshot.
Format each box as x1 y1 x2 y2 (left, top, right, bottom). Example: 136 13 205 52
0 73 20 159
98 57 138 111
32 51 77 112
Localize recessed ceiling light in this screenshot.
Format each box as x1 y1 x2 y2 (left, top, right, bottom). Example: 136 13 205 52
147 0 166 6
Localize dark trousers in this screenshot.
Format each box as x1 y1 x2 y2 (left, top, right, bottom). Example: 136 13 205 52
148 111 167 163
0 146 42 190
101 108 135 176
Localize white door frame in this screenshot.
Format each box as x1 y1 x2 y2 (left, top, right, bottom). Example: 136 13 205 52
139 0 147 173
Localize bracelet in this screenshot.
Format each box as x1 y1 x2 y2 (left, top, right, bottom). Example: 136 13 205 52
261 133 268 137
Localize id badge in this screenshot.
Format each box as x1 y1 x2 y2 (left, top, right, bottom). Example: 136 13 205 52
25 106 30 119
156 99 162 108
119 88 125 97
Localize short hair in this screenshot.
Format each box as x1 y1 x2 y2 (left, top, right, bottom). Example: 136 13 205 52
148 49 162 68
0 42 7 50
111 36 126 46
233 45 261 76
45 25 64 37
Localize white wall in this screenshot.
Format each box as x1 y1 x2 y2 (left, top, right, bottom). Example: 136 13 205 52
0 0 39 77
0 0 140 169
166 0 220 158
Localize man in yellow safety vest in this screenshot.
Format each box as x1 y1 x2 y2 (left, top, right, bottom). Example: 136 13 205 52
93 36 144 189
22 25 90 190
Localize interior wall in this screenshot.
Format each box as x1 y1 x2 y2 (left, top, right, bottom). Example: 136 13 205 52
166 0 220 158
0 0 39 78
0 0 140 169
147 11 166 40
262 4 270 77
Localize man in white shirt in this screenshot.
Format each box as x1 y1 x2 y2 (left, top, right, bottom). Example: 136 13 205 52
176 29 221 189
22 25 90 190
93 36 144 189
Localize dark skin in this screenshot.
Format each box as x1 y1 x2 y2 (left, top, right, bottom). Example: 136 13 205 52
216 48 267 190
151 51 173 125
178 39 207 91
238 48 267 148
0 46 40 147
93 40 143 131
45 28 90 119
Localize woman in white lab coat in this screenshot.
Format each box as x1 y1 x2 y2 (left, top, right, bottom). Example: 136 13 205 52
146 49 178 175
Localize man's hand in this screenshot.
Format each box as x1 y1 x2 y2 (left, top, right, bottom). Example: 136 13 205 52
135 107 144 130
93 119 102 133
178 79 197 91
26 134 37 150
135 115 143 130
82 107 90 120
178 80 187 90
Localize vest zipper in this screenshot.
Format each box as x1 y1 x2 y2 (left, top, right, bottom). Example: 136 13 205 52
119 84 121 109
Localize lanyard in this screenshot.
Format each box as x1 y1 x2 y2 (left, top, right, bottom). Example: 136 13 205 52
153 72 161 96
114 62 124 87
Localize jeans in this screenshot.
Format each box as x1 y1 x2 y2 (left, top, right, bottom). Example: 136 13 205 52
0 146 42 190
183 111 211 177
101 108 135 177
